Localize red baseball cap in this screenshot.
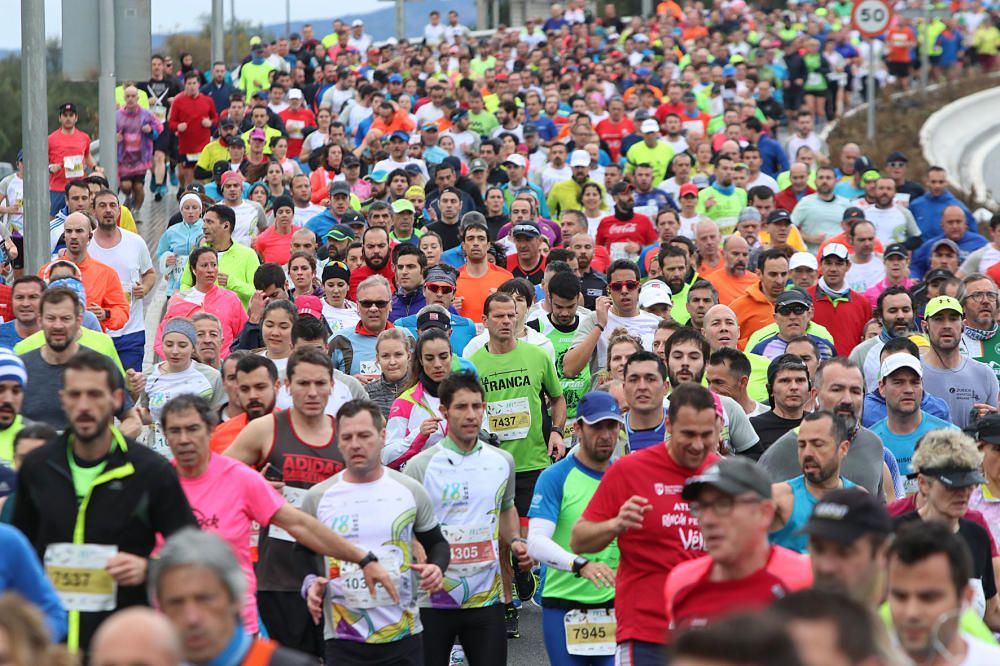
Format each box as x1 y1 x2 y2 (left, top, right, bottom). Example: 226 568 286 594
295 295 323 320
679 183 699 198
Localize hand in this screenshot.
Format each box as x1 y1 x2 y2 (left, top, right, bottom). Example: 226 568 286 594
595 296 611 328
216 272 229 287
973 403 998 418
3 239 16 260
548 431 565 460
141 124 152 134
704 195 716 209
116 132 124 143
363 561 402 602
452 296 465 311
6 204 20 215
177 122 188 132
125 369 145 395
614 495 651 534
353 374 378 385
579 561 616 589
307 576 329 624
165 253 176 267
624 241 640 255
89 304 107 321
49 163 61 173
411 562 444 592
201 117 212 128
105 552 148 586
419 418 443 436
131 283 146 300
248 290 267 323
511 540 533 571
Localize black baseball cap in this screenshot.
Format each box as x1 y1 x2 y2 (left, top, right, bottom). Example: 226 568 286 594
219 117 237 128
886 151 908 164
417 309 451 331
842 207 865 222
775 288 812 309
766 209 791 225
342 154 360 167
801 488 892 544
59 102 78 115
682 458 772 501
228 136 245 148
924 268 954 284
342 210 367 227
883 243 908 259
919 466 985 488
972 414 1000 444
610 181 633 196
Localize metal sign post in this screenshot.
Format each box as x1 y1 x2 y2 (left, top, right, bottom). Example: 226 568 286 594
852 0 893 142
20 0 49 275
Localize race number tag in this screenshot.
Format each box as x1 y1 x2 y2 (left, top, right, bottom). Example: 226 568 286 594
63 155 85 179
486 398 531 441
269 487 307 542
44 543 118 612
358 360 381 376
152 104 167 122
442 524 495 573
806 72 824 88
337 551 401 609
286 120 304 138
563 608 616 656
186 153 201 163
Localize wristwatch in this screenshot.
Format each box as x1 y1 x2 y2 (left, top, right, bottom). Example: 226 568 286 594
358 551 379 569
571 556 590 577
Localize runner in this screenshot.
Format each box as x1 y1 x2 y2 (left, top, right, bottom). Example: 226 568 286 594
47 102 97 215
404 371 530 666
116 86 163 211
528 391 623 666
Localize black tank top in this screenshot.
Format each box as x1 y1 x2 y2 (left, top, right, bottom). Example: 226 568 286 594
257 410 343 592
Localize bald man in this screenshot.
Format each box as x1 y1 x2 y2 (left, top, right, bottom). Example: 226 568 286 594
91 608 181 666
702 303 769 406
705 235 758 305
694 219 722 275
775 162 814 213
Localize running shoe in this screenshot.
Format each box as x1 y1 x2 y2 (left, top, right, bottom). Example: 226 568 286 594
505 603 519 639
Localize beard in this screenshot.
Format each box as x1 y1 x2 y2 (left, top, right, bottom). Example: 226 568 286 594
244 398 276 421
366 254 389 271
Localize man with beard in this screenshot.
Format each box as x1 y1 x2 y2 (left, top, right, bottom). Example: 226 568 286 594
657 244 698 325
19 287 141 436
88 190 155 371
851 286 917 391
864 177 922 248
750 354 810 453
961 274 1000 382
663 328 760 457
870 353 957 496
224 348 347 657
596 182 656 263
768 410 853 554
730 249 789 347
705 236 757 307
547 150 599 220
570 232 608 311
0 276 44 349
41 212 130 333
324 224 354 264
0 351 27 467
791 165 850 250
528 391 623 665
696 156 747 236
921 295 999 430
13 350 196 652
209 353 278 453
347 226 393 300
759 358 889 499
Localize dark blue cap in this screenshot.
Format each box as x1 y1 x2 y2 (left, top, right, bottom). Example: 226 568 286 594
576 392 626 426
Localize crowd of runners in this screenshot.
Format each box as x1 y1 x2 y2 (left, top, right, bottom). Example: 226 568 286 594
6 1 1000 665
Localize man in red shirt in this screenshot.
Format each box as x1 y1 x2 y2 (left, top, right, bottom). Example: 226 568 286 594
506 220 547 286
277 89 316 159
886 19 917 91
572 382 721 666
664 456 812 633
654 80 685 124
47 102 97 216
808 243 871 357
169 72 218 190
596 182 657 259
348 226 395 300
774 162 815 213
595 97 635 162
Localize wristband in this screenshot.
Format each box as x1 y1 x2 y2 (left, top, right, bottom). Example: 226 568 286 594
510 537 528 546
595 323 605 332
358 551 379 569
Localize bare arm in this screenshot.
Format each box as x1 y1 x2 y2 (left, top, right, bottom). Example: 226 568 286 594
272 504 367 563
118 407 143 439
563 327 601 379
571 495 650 554
223 415 273 468
769 483 793 531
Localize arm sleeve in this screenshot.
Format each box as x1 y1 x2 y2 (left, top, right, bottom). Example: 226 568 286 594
4 526 68 641
527 518 576 572
415 525 451 572
381 401 430 469
233 320 263 351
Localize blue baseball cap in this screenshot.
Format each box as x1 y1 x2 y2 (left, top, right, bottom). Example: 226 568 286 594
389 73 404 83
576 392 626 426
16 149 23 163
389 130 410 142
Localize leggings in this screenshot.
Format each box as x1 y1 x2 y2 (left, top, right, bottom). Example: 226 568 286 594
541 606 615 666
421 605 507 666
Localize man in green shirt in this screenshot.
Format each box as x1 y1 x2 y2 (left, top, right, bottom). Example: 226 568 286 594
625 119 675 185
548 150 600 219
180 204 260 307
238 43 275 99
467 94 499 138
697 155 748 235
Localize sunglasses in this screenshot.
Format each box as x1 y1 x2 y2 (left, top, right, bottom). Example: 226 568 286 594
776 305 808 316
609 280 640 293
426 284 455 295
887 161 906 168
359 299 390 309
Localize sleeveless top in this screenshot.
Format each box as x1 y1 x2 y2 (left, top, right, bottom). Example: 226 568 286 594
257 410 343 591
769 475 855 554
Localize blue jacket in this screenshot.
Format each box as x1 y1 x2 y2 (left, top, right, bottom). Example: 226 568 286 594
395 309 476 357
305 209 341 242
440 246 466 269
909 191 975 238
758 134 789 178
862 389 951 428
0 523 68 641
911 230 988 278
331 324 414 375
389 288 427 322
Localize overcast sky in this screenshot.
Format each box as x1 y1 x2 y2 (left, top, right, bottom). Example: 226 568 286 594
2 0 386 49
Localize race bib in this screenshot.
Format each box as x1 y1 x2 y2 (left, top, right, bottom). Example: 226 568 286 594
806 72 824 88
441 524 496 573
152 104 167 122
122 280 134 306
269 487 307 542
286 120 304 138
486 397 531 441
147 426 174 460
186 153 201 162
337 551 401 609
44 543 118 612
358 360 381 376
564 608 616 656
63 155 85 179
682 120 704 136
970 578 986 618
609 243 637 263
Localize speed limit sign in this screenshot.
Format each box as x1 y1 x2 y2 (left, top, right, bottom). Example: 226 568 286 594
852 0 893 38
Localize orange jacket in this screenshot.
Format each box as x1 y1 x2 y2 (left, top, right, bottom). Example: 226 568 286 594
39 255 130 332
731 282 775 350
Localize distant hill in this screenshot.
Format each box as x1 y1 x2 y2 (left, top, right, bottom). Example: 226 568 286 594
151 0 478 50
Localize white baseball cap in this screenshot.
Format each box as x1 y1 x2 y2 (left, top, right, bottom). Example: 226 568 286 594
822 243 850 261
570 150 590 168
505 154 527 169
640 118 660 134
789 252 818 271
879 353 923 380
287 88 303 100
352 19 364 27
639 280 673 309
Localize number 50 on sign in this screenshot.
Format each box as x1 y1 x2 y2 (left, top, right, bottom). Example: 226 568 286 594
852 0 893 38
